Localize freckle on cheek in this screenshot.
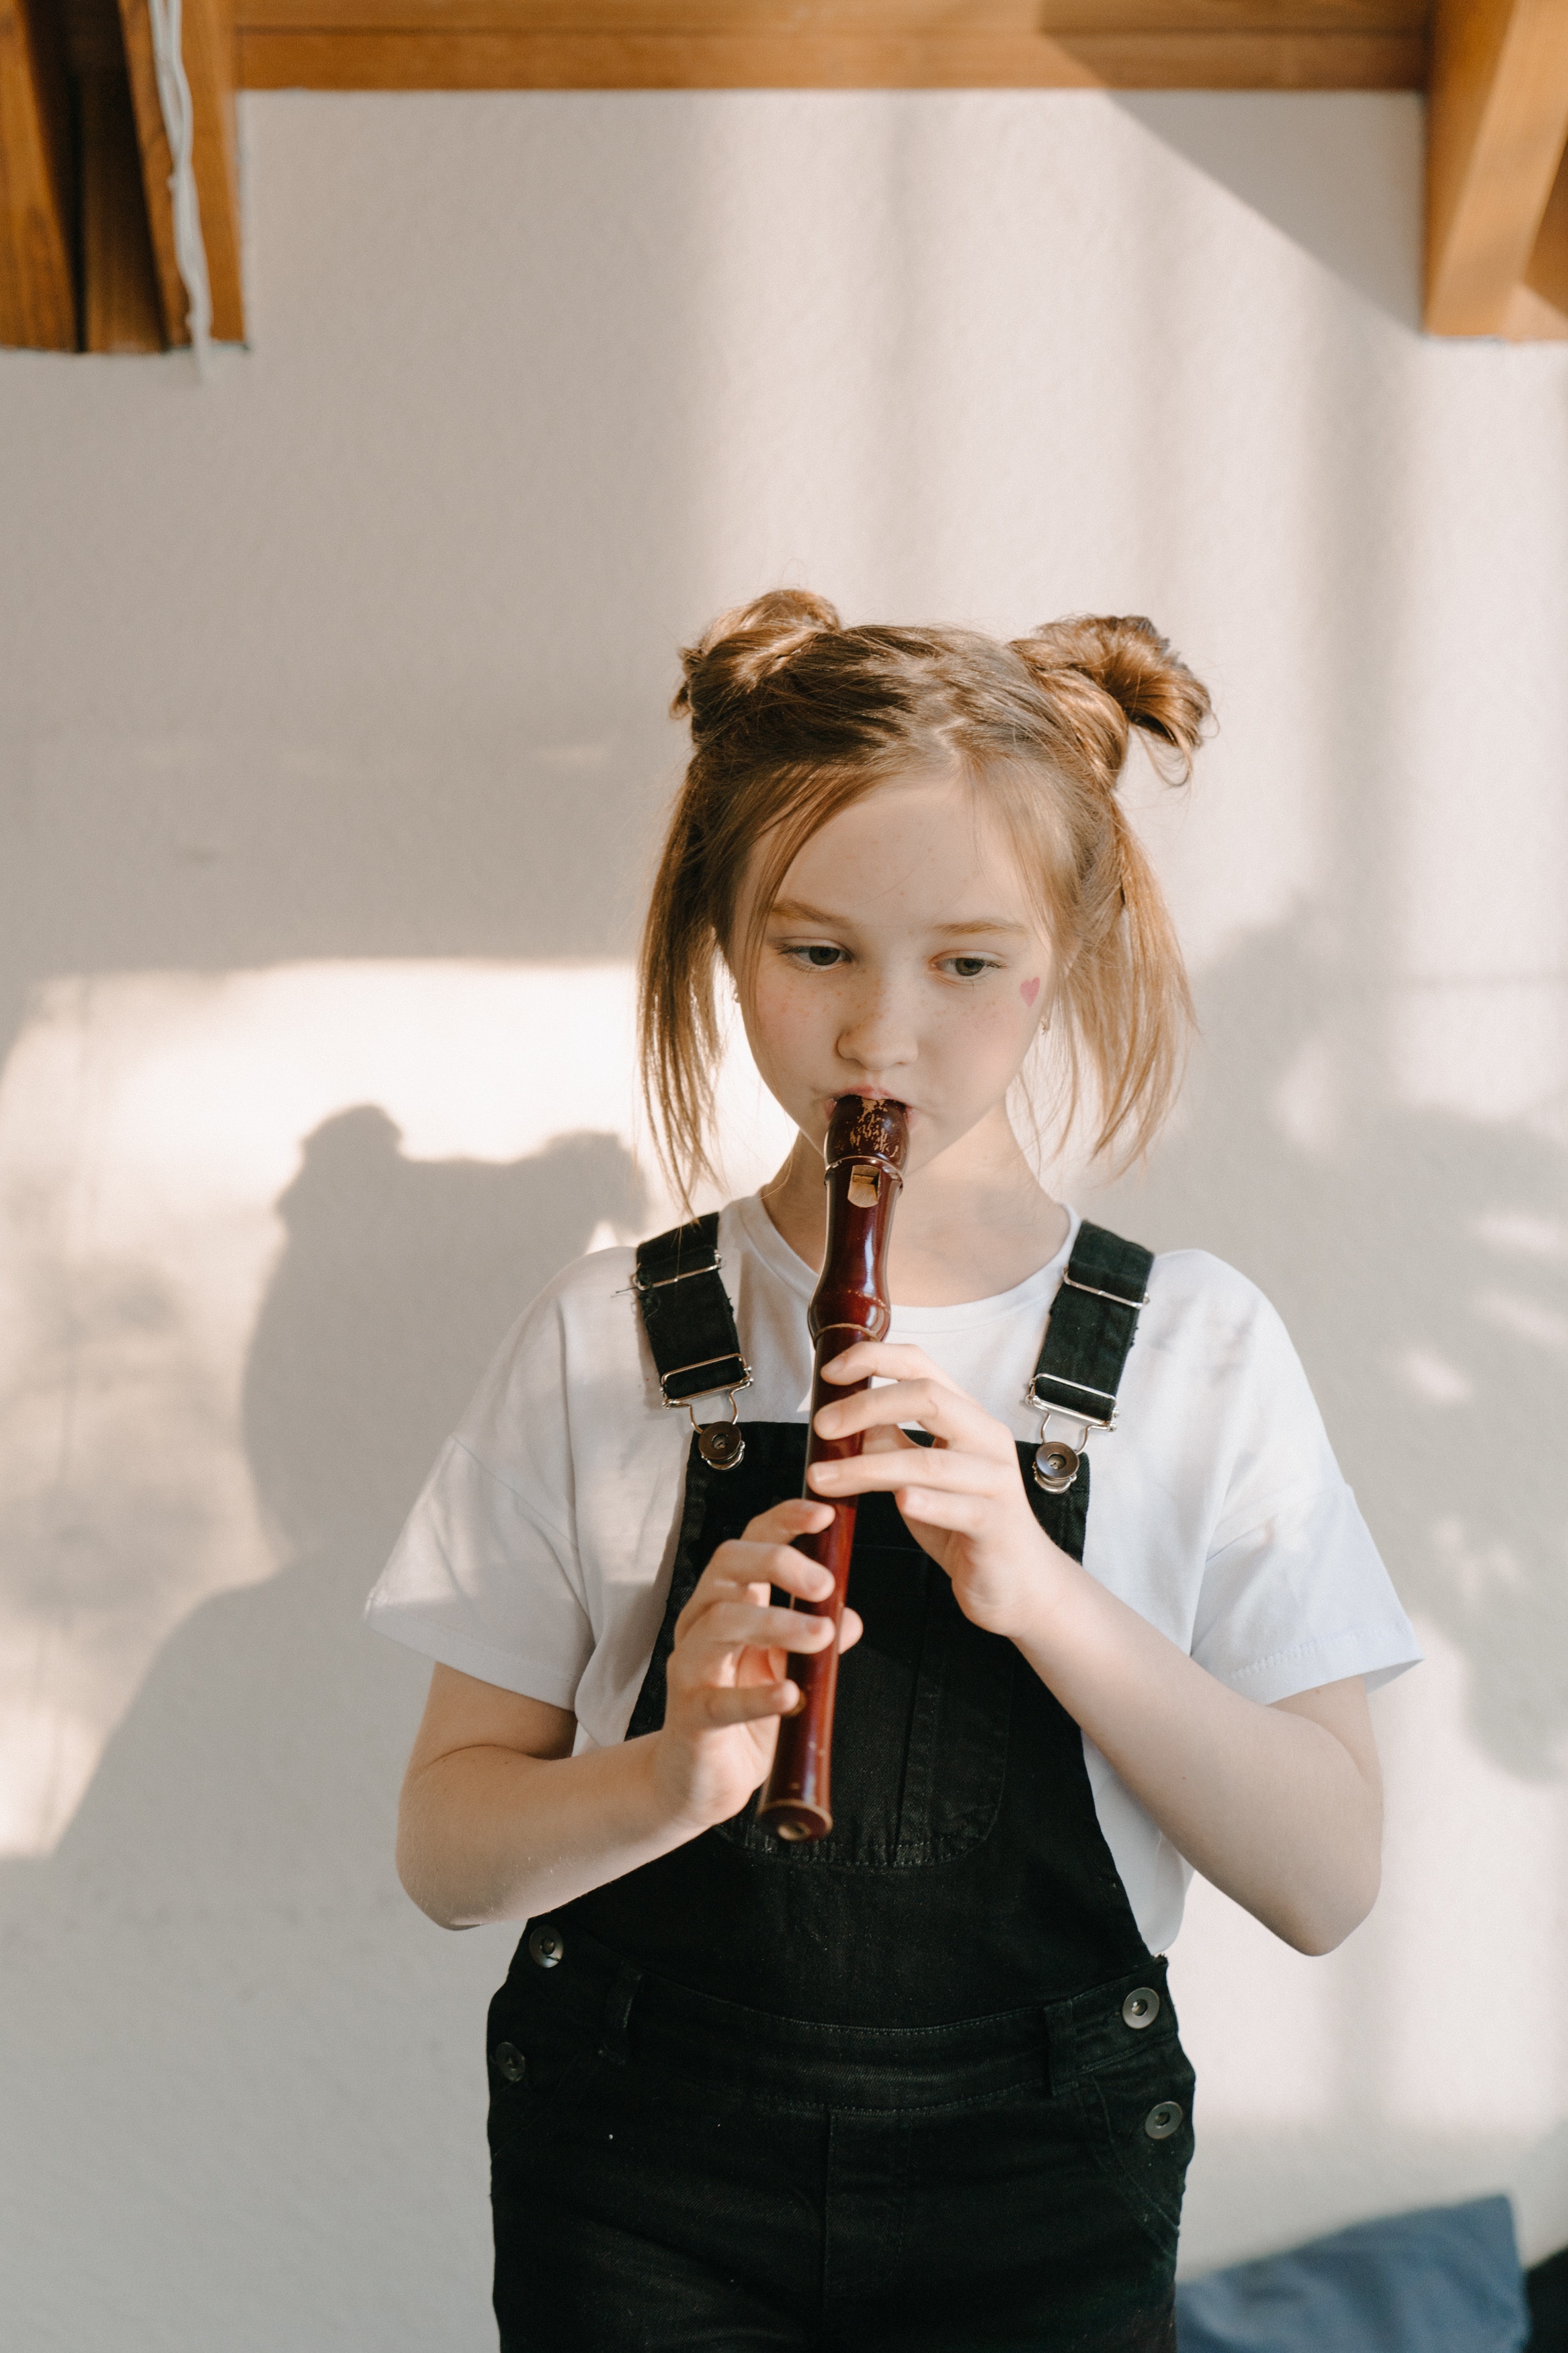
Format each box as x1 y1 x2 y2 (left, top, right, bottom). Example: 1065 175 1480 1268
1020 978 1040 1006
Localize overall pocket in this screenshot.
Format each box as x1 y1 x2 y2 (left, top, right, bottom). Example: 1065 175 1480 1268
485 1976 604 2169
1070 2034 1197 2262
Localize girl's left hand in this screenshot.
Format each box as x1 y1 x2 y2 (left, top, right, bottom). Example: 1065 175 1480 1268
807 1344 1065 1638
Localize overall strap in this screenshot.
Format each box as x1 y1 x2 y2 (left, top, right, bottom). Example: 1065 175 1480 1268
1026 1222 1154 1494
633 1215 752 1470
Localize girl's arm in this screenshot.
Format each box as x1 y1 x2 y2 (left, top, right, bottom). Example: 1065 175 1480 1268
810 1343 1383 1957
396 1498 854 1929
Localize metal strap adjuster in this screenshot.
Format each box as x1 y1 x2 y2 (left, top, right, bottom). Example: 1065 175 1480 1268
1025 1371 1118 1427
631 1252 723 1295
1058 1269 1149 1310
632 1214 751 1471
659 1355 753 1471
1031 1412 1094 1495
1024 1232 1151 1492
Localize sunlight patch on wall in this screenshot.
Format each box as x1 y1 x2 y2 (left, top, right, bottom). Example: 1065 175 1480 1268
0 959 793 1858
1377 1626 1568 2135
1392 981 1567 1135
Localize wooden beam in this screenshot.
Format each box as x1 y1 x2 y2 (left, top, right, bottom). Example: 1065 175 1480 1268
237 23 1428 94
0 0 77 350
118 0 245 344
235 0 1430 90
78 64 164 349
237 0 1429 30
1505 135 1568 335
1523 136 1568 327
1426 0 1568 334
1034 0 1426 24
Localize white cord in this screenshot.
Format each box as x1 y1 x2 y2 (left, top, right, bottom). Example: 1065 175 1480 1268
145 0 213 372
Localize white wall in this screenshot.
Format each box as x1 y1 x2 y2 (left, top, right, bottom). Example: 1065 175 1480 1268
1 87 1565 2349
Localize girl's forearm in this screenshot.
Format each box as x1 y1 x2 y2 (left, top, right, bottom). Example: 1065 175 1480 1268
1012 1558 1382 1954
397 1734 697 1930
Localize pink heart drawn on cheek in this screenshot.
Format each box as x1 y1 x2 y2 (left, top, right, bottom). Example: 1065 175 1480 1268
1020 978 1040 1007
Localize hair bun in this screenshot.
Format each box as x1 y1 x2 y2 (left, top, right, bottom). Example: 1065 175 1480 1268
1012 614 1210 784
673 589 841 733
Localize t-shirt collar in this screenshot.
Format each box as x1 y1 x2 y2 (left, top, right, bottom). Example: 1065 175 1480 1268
731 1190 1082 1330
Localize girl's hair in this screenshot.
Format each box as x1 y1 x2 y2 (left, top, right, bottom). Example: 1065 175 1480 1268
638 588 1211 1200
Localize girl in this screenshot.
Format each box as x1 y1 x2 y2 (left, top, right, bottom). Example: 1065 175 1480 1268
368 592 1419 2353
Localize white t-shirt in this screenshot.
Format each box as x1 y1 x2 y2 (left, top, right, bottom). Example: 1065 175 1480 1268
367 1195 1420 1952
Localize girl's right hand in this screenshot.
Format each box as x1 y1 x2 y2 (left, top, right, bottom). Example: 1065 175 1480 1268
653 1498 862 1834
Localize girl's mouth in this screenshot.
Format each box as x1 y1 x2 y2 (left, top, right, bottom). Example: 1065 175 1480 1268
827 1091 911 1113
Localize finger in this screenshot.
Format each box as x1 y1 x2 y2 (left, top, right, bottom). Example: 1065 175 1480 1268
673 1566 763 1646
837 1606 864 1655
739 1499 836 1545
819 1339 951 1387
815 1377 996 1448
675 1572 819 1653
682 1603 839 1658
688 1681 801 1728
808 1450 999 1499
895 1488 988 1534
695 1539 836 1606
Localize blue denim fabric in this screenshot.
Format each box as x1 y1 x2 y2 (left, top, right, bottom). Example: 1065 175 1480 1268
1175 2196 1528 2353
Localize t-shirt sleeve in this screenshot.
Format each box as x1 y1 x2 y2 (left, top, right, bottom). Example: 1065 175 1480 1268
364 1291 595 1708
1192 1477 1419 1703
1186 1283 1421 1706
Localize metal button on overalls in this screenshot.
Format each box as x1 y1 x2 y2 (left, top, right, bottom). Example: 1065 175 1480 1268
528 1921 565 1970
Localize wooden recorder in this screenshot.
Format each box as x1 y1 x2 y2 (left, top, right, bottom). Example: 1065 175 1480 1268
756 1093 909 1843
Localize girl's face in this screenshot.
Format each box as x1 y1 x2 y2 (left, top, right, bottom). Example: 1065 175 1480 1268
737 771 1053 1174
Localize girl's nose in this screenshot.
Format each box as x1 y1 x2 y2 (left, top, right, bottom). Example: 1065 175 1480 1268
836 988 917 1081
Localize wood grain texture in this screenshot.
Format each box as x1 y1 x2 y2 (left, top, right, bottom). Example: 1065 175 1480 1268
237 25 1426 89
1035 0 1426 24
1502 136 1568 335
79 65 164 348
1426 0 1568 333
237 0 1428 28
0 0 77 349
118 0 245 343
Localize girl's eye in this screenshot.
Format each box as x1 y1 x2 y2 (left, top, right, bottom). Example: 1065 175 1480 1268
944 956 998 980
786 945 847 969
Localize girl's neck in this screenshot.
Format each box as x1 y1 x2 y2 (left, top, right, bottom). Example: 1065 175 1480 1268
759 1105 1070 1308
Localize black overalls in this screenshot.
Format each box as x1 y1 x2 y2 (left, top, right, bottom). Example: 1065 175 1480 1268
487 1222 1196 2353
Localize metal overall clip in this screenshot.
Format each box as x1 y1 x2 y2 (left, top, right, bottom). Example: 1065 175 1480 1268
1024 1261 1145 1493
631 1247 753 1470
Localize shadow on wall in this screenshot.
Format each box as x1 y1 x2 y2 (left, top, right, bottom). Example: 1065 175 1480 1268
1091 912 1568 1782
0 1114 643 2348
70 1108 644 1898
244 1107 646 1572
1113 92 1423 328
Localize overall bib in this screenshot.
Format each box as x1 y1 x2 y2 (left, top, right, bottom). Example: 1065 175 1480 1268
487 1222 1195 2353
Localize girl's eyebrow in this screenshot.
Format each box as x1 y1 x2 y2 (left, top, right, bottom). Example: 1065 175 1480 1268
768 898 841 924
768 898 1028 940
931 918 1030 939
